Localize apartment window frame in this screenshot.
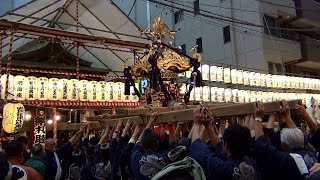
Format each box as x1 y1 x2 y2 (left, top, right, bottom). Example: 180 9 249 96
196 37 203 53
174 10 184 24
223 25 231 43
194 0 200 14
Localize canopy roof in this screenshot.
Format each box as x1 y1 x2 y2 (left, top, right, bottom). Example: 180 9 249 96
0 0 150 76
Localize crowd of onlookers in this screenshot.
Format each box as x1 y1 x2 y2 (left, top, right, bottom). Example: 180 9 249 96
1 100 320 180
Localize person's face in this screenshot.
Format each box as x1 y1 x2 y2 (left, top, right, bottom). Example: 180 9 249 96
45 141 56 153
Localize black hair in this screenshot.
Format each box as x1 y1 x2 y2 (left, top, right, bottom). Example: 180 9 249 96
16 136 29 145
141 128 159 150
4 141 23 158
0 154 9 178
89 136 99 146
222 124 251 160
32 144 43 156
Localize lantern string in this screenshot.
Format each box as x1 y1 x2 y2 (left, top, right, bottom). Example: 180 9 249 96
4 30 14 103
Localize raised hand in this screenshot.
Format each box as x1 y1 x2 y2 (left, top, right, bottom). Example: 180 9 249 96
193 106 206 125
255 101 265 118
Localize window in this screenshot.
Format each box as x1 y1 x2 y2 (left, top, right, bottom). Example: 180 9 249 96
196 37 203 53
264 15 278 36
194 0 200 14
223 26 231 43
174 10 184 24
181 44 186 54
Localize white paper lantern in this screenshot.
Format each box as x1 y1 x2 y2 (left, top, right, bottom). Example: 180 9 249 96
267 92 273 102
1 74 14 100
37 77 48 100
195 87 202 101
243 71 250 85
244 90 250 103
249 72 256 86
210 87 218 102
217 67 223 82
26 76 38 100
224 88 232 102
58 79 68 101
48 78 59 100
79 80 90 101
210 66 217 81
66 79 78 101
98 81 107 102
202 64 210 81
14 75 26 101
260 74 266 87
217 88 225 102
231 69 238 84
255 73 261 87
117 82 126 102
237 70 244 84
266 74 272 87
202 86 210 102
261 92 268 102
278 75 285 88
224 68 231 83
250 91 257 102
232 89 239 103
238 90 245 103
298 78 304 89
186 68 193 78
178 72 185 77
272 75 278 88
106 82 114 102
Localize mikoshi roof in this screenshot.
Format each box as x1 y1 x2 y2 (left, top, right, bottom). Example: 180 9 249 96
0 0 150 76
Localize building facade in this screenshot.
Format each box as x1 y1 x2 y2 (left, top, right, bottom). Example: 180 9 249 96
113 0 320 77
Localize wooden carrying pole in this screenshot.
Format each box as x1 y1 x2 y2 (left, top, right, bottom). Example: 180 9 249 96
93 100 301 126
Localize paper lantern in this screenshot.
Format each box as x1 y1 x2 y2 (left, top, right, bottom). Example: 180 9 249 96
256 91 263 102
48 78 60 100
210 87 218 102
2 102 25 133
267 92 273 102
238 90 245 103
217 88 225 102
266 74 272 87
298 78 304 89
202 86 210 102
37 77 48 100
98 81 107 102
224 88 232 102
106 82 114 102
178 72 185 77
255 73 261 87
1 74 14 100
210 66 217 81
244 90 250 103
88 81 98 102
217 67 223 82
261 92 268 102
58 79 68 101
224 68 231 83
260 74 266 87
67 79 79 101
249 72 256 86
202 64 210 81
188 85 195 101
250 91 257 102
272 75 278 88
195 87 202 101
278 75 286 88
186 68 193 78
232 89 239 103
237 70 244 84
25 76 38 100
243 71 249 85
118 82 126 102
79 80 90 101
14 75 26 101
231 69 238 84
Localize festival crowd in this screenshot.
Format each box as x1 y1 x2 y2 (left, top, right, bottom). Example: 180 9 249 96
1 99 320 180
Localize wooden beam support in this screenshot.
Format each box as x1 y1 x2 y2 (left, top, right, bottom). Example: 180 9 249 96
117 103 233 116
0 19 149 50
